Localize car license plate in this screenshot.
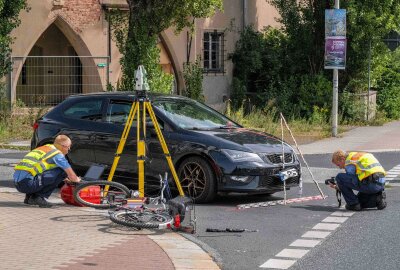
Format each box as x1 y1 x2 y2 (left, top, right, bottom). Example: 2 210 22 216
278 168 298 181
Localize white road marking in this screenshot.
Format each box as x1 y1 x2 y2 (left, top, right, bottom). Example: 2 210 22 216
301 230 331 239
0 187 19 193
330 211 354 217
276 249 309 259
259 259 296 269
312 223 340 231
322 216 348 223
289 239 320 248
258 164 400 269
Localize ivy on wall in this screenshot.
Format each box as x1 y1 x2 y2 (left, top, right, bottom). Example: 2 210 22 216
107 0 222 93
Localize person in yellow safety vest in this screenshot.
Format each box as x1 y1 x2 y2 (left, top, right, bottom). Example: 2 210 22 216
330 150 386 211
13 135 81 207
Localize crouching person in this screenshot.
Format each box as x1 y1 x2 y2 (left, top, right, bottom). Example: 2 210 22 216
13 135 81 207
330 150 386 211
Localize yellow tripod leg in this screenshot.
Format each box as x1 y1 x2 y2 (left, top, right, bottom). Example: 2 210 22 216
107 101 138 182
137 101 145 197
145 102 185 196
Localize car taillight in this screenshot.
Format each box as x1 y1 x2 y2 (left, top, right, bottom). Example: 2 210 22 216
32 122 39 130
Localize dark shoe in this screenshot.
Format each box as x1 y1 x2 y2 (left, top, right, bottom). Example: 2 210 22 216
376 191 387 210
24 194 31 204
345 203 362 211
29 196 53 208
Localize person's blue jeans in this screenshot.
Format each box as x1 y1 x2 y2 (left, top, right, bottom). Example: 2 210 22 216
336 173 384 205
14 168 66 198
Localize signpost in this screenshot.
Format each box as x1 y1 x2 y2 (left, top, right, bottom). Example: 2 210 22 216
325 1 345 137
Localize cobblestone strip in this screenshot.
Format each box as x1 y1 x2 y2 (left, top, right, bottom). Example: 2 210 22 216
0 192 171 270
149 234 221 270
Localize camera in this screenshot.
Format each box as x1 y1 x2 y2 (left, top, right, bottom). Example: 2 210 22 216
325 177 336 185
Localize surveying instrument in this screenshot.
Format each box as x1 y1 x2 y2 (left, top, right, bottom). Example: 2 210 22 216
105 65 185 198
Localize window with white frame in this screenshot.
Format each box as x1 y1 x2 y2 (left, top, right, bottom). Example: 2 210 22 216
203 31 225 73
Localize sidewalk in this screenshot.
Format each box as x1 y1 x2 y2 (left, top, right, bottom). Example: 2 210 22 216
0 189 220 270
297 121 400 154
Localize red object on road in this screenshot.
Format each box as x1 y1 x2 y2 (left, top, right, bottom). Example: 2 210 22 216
173 214 181 228
60 183 101 206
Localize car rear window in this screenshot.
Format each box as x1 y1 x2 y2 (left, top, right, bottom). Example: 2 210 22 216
63 99 103 121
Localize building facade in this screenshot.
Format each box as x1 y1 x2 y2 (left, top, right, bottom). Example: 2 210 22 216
8 0 279 110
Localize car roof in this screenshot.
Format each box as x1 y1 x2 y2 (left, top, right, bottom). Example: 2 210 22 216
68 91 192 102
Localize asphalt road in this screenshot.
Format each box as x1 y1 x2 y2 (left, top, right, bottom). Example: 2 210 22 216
189 152 400 270
1 150 399 270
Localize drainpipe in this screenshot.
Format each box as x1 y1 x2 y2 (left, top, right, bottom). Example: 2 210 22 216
107 11 111 89
243 0 247 31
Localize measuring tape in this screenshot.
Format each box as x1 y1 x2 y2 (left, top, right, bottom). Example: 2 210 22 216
237 195 326 209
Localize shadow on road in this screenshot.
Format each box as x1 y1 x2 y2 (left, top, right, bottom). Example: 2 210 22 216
0 180 15 188
50 214 109 223
290 204 337 212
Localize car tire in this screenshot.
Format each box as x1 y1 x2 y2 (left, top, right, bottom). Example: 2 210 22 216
177 156 216 203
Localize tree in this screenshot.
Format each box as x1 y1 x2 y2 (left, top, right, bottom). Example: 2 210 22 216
342 0 400 92
229 0 400 119
109 0 223 91
0 0 28 78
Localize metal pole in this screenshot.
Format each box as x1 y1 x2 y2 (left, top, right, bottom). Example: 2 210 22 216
367 40 371 121
332 69 338 136
332 0 340 137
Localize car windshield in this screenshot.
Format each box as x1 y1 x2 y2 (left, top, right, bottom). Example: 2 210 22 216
153 98 239 130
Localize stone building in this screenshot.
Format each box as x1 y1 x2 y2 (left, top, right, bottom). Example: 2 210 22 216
8 0 278 110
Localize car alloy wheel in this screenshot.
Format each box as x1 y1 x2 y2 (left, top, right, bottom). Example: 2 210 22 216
178 157 216 203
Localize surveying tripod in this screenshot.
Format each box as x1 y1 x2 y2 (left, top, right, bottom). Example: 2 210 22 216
106 66 185 197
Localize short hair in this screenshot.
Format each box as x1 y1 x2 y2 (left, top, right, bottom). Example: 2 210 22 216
54 135 71 146
332 150 347 163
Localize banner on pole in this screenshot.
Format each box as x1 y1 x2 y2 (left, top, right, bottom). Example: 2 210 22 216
325 9 346 37
324 37 346 69
325 9 346 70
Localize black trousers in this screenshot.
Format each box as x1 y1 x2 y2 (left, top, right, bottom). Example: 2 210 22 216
14 168 66 198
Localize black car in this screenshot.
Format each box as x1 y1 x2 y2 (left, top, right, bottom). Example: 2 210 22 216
31 92 301 203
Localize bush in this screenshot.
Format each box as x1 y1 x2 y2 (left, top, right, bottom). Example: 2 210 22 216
183 56 204 101
230 77 246 110
375 60 400 120
377 86 400 119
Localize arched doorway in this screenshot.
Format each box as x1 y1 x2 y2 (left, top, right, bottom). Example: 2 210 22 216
14 22 108 106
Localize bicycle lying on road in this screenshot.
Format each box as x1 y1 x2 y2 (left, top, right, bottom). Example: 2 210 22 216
71 173 193 230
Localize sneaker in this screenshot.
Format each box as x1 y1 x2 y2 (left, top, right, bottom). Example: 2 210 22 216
29 196 53 208
345 203 362 211
376 191 387 210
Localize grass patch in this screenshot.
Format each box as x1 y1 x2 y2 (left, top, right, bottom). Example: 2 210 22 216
0 106 50 144
226 105 355 145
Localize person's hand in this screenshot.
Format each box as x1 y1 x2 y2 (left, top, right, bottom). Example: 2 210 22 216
64 177 81 184
329 183 338 190
64 177 73 184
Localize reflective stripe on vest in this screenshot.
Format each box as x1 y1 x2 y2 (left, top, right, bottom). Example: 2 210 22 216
14 144 61 176
345 152 386 181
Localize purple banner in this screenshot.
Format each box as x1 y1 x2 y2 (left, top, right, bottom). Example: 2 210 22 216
324 37 346 69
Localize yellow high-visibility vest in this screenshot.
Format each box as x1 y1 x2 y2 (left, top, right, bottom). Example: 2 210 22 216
14 144 61 176
345 152 386 181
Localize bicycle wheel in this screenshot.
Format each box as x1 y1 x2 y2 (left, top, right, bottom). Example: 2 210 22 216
73 180 130 209
110 209 174 229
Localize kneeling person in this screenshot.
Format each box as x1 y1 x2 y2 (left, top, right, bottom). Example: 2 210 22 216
330 150 386 211
13 135 81 207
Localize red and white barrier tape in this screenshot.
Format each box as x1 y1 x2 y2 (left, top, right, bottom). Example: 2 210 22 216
237 195 327 209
